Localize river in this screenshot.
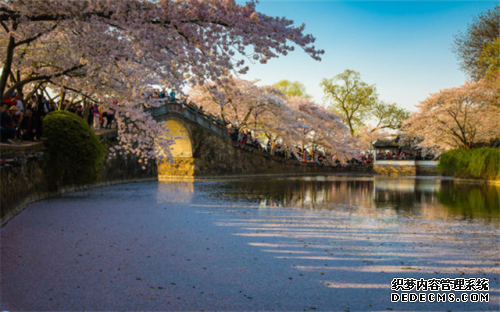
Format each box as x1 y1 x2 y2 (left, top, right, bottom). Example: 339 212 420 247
1 174 499 311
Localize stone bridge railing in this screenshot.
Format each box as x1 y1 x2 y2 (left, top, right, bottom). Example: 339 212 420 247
146 101 229 138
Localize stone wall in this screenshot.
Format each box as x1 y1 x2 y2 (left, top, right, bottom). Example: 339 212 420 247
158 158 194 177
415 160 440 176
373 164 416 176
373 160 440 176
1 153 47 224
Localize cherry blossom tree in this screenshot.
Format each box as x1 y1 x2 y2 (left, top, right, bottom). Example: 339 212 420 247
402 77 500 151
188 77 303 146
481 72 500 107
188 77 262 128
189 78 357 157
356 125 393 152
0 0 324 161
286 96 357 158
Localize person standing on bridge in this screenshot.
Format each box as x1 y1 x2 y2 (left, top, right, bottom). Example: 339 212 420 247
169 90 176 102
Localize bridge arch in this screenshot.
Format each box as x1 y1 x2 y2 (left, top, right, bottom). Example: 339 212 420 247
149 101 232 178
162 119 193 158
157 118 195 179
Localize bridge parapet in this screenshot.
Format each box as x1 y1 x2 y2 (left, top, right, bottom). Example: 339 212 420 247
147 101 228 138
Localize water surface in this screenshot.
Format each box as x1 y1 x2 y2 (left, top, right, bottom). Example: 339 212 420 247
1 175 499 311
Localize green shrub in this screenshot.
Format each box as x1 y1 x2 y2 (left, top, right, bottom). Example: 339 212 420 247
438 147 500 180
43 111 105 187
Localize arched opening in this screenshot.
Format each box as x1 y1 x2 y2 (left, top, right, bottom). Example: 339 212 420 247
158 120 195 178
164 120 193 158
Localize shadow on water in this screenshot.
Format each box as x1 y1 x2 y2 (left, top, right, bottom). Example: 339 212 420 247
177 175 500 310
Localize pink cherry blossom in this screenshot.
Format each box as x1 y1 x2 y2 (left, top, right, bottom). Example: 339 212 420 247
402 75 500 151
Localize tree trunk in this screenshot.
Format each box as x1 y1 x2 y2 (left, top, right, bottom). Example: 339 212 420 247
82 99 90 123
0 32 16 101
58 91 66 110
15 70 23 95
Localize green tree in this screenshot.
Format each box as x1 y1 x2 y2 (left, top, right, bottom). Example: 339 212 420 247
320 69 377 135
453 4 500 81
274 80 311 98
478 35 500 79
372 101 410 131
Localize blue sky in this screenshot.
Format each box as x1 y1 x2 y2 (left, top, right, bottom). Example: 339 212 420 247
238 0 497 111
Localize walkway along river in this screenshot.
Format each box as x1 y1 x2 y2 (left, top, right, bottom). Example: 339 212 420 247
1 175 499 311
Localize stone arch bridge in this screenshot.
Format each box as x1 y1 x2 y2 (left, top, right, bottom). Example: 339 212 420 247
147 101 233 178
148 101 347 179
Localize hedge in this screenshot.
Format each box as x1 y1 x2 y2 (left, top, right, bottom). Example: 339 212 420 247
438 147 500 180
43 111 105 187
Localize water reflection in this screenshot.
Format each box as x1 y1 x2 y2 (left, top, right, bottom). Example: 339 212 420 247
205 176 499 222
437 181 499 220
157 180 194 203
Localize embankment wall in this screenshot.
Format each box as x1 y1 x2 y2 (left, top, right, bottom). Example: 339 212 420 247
373 160 439 176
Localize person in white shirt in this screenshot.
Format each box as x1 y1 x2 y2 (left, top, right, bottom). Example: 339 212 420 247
13 93 24 113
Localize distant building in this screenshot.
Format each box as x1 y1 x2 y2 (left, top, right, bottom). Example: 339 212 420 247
372 135 414 161
371 135 438 176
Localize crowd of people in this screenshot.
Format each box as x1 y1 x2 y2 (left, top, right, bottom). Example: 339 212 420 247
358 153 375 164
141 88 177 102
1 93 51 143
376 151 415 160
88 104 115 130
228 125 262 151
225 123 341 166
0 92 117 144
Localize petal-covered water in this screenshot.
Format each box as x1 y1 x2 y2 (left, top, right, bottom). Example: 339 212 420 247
1 175 499 311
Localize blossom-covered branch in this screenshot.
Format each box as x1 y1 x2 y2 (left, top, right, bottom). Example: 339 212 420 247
1 0 324 162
